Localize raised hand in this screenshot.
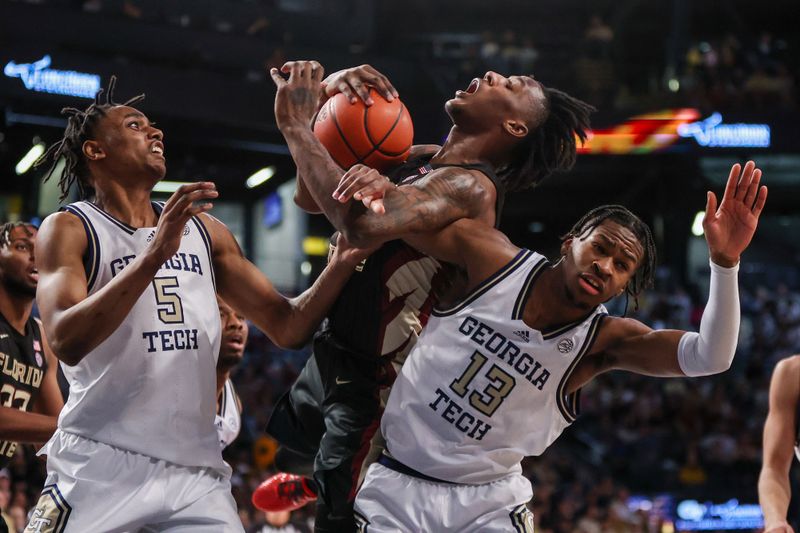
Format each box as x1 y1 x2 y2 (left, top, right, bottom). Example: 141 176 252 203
703 160 767 267
332 164 394 214
147 182 217 263
269 60 325 130
321 64 398 106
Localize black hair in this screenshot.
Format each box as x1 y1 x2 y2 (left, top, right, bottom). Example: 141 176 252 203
35 76 145 202
0 221 37 248
500 86 594 192
561 205 657 310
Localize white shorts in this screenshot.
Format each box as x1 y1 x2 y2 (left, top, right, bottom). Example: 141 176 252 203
26 430 243 533
354 462 534 533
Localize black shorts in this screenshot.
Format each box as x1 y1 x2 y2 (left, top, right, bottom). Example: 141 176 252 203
266 332 391 531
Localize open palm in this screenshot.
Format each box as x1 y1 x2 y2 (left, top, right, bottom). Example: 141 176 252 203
703 161 768 266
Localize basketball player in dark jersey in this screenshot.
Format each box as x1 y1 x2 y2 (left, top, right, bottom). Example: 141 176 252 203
759 354 800 532
0 222 64 533
260 62 593 531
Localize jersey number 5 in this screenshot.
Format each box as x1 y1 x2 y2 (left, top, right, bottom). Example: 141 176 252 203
449 351 516 417
153 276 184 324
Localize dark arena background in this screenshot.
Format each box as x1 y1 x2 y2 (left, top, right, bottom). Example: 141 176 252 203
1 0 799 531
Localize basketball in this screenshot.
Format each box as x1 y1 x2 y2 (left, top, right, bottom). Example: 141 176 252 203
313 88 414 172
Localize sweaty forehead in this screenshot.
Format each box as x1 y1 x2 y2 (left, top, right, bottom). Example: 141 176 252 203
593 221 644 262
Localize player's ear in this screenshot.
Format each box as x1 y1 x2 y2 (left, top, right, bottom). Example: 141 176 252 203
83 140 106 161
560 237 573 257
502 119 528 139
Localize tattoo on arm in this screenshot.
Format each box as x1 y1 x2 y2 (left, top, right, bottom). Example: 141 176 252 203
346 167 486 241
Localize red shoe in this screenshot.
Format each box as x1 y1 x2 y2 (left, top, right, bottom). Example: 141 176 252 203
252 473 317 512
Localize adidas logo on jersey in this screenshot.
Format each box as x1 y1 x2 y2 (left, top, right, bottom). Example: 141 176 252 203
512 330 530 343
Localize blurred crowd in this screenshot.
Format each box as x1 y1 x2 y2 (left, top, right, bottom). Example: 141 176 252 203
446 16 796 113
7 1 797 113
9 276 799 531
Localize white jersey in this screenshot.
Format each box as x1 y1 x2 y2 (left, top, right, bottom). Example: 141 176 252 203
216 379 242 449
55 201 225 473
381 250 606 484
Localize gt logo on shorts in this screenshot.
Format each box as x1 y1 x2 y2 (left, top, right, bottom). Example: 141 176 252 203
25 484 72 533
510 504 534 533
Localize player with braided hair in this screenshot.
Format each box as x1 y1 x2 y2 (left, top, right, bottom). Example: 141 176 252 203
35 76 144 201
0 221 63 533
354 161 766 531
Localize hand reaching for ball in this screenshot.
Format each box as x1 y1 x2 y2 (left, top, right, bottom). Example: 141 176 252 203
270 60 325 131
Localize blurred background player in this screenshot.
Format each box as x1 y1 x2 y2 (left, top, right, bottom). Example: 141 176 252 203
261 61 593 532
0 222 63 533
217 296 247 450
26 78 369 532
759 354 800 533
353 161 766 531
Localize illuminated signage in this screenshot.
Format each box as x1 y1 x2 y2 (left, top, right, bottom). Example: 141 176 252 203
678 113 771 148
577 109 701 154
675 499 763 531
4 55 101 99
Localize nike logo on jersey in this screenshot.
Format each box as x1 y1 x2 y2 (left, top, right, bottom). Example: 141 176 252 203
0 334 8 339
335 377 352 385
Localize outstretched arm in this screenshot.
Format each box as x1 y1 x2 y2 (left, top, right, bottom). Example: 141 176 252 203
758 356 799 533
205 215 367 349
574 161 767 386
271 61 490 247
36 183 218 365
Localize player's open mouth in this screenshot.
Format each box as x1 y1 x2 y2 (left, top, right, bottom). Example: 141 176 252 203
151 142 165 158
29 268 38 283
578 274 602 296
225 335 244 350
465 78 480 94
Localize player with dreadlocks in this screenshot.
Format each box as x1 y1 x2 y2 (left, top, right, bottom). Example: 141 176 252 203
351 161 766 532
254 63 594 532
24 77 371 532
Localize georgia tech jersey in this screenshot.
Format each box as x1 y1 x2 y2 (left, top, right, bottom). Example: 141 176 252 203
57 201 226 473
216 379 242 449
381 250 607 484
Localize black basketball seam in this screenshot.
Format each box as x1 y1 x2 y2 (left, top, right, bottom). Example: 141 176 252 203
329 97 363 165
376 103 413 156
357 101 410 163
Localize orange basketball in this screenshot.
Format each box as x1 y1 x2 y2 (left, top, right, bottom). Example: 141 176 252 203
313 88 413 172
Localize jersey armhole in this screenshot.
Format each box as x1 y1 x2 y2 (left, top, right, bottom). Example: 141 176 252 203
555 313 607 423
61 205 101 293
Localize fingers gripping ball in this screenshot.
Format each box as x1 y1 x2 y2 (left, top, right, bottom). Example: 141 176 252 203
314 88 413 172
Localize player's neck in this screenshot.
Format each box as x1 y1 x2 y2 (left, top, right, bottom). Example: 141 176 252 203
0 287 33 334
432 128 505 169
92 180 158 228
522 265 593 331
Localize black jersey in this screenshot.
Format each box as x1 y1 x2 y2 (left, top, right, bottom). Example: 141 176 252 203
0 311 48 466
322 155 504 364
